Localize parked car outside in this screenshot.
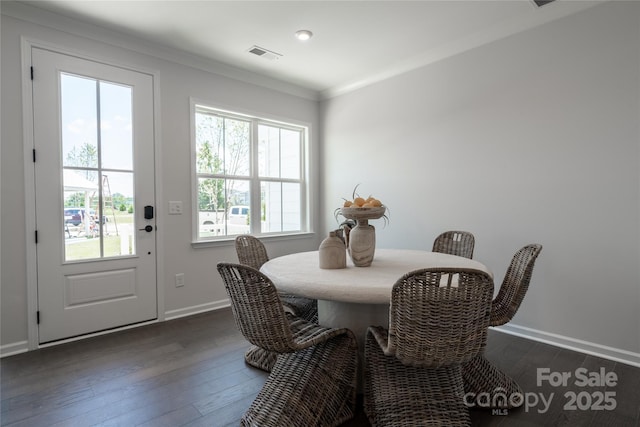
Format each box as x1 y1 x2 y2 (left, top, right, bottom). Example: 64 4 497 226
228 205 249 225
64 208 108 226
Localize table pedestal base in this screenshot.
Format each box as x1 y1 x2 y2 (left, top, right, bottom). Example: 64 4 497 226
318 300 389 390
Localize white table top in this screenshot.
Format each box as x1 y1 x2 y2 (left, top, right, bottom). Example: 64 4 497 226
260 248 492 304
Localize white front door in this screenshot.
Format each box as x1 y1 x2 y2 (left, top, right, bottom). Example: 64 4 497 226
32 47 157 344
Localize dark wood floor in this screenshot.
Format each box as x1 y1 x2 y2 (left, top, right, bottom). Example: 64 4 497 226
1 308 638 426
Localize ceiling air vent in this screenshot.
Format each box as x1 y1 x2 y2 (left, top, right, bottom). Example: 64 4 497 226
247 45 282 61
532 0 555 7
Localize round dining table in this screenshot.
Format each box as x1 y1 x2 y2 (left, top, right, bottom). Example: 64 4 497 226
260 248 493 381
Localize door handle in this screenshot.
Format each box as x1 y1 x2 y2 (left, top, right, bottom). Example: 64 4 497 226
139 225 154 232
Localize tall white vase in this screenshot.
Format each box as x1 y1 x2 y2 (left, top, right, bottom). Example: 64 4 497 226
348 219 376 267
339 205 386 267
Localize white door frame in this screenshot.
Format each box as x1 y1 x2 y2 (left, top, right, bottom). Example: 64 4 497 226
21 37 165 350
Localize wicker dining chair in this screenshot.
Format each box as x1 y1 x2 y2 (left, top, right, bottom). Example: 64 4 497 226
217 263 358 427
364 267 494 426
432 230 476 259
235 235 318 322
462 243 543 409
235 235 319 371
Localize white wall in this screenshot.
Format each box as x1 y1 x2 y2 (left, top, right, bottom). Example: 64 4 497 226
321 1 640 364
1 7 321 351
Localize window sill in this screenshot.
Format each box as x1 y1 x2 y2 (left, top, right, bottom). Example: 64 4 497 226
191 232 315 249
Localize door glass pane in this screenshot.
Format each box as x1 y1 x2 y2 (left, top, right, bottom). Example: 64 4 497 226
61 73 136 261
101 172 135 257
100 81 133 170
63 169 99 260
61 74 98 169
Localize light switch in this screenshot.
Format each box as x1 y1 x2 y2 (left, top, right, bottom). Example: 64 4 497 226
175 273 185 287
168 201 183 215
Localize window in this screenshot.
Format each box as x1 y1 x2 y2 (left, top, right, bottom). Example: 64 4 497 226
192 103 308 241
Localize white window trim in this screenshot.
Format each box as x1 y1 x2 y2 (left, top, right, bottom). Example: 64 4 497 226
189 98 311 247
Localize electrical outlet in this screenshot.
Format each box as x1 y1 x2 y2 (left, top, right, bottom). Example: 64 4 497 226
175 273 185 287
169 201 183 215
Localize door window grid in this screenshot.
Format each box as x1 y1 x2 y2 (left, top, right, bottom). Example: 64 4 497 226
61 73 135 261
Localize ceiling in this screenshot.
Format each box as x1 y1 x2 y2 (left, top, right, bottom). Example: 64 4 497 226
11 0 603 98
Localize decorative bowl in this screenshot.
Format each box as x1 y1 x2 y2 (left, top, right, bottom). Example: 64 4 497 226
339 206 386 221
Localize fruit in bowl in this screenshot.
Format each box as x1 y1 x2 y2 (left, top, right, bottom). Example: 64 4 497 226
334 185 388 267
343 196 383 208
335 185 389 224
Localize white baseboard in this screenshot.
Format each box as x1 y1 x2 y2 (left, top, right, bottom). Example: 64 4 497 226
0 340 29 358
6 302 635 368
496 323 640 368
164 299 230 321
1 300 231 358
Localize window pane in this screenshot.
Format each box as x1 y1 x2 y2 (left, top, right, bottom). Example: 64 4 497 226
198 177 225 238
261 181 282 233
197 177 250 237
281 129 300 179
224 118 250 176
282 182 301 231
258 126 301 179
226 179 250 235
61 74 98 169
258 125 280 178
198 177 225 212
195 113 224 174
100 82 133 170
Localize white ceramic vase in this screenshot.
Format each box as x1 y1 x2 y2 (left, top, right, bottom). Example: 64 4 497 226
347 219 376 267
339 206 386 267
319 231 347 269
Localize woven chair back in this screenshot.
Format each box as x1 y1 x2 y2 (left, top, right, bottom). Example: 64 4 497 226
432 230 475 259
490 244 543 326
388 267 493 367
235 235 269 269
217 263 298 353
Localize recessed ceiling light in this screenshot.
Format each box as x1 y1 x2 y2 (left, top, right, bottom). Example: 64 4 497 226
295 30 313 41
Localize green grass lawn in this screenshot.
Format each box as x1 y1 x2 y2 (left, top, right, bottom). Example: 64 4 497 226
64 211 140 261
109 210 134 224
65 233 133 260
